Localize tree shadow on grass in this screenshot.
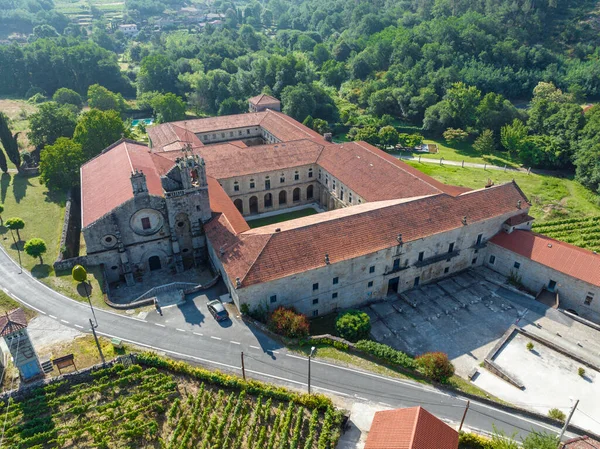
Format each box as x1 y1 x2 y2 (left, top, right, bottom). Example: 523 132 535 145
32 264 51 278
1 173 9 204
44 187 67 206
10 240 24 251
12 174 33 204
76 282 92 298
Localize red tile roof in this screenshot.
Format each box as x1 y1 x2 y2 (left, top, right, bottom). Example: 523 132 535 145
0 308 28 336
562 436 600 449
505 213 534 226
207 182 528 287
365 407 458 449
248 93 281 106
207 176 249 235
489 230 600 287
81 139 164 227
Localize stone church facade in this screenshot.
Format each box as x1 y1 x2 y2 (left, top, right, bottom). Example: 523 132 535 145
80 96 600 321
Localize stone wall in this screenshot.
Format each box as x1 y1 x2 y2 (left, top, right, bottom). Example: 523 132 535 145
485 242 600 323
53 189 82 269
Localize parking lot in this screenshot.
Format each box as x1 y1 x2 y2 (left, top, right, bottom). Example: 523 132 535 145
360 266 600 377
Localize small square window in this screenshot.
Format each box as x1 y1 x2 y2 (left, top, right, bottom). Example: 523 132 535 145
369 266 375 274
280 177 285 183
444 267 449 274
368 281 373 288
513 262 521 269
312 298 319 305
141 217 151 230
472 258 477 265
308 171 313 178
489 255 496 265
332 292 338 299
393 259 400 270
313 283 319 291
221 133 225 138
476 233 483 245
270 295 277 303
333 277 339 285
312 310 319 317
294 174 299 180
585 294 594 305
250 182 255 189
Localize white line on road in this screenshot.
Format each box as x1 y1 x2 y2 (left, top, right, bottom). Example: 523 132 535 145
250 345 260 350
230 341 241 345
285 353 306 360
378 402 392 407
176 328 185 332
211 336 222 341
49 315 57 319
193 332 203 336
154 323 166 328
355 396 368 401
74 324 83 329
60 320 69 324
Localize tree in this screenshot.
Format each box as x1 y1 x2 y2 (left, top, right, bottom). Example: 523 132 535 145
0 203 3 225
335 310 371 342
24 238 47 265
0 113 21 168
150 93 186 123
39 138 87 191
518 135 559 168
500 119 528 154
475 92 520 133
33 24 59 39
87 84 125 112
575 144 600 194
521 432 559 449
281 84 317 123
312 118 330 135
5 217 25 243
53 88 83 109
378 126 399 148
72 264 88 282
138 54 176 94
27 102 77 148
398 133 424 148
415 352 455 382
473 129 496 153
350 126 379 145
442 128 469 144
445 82 481 129
268 307 309 338
73 109 129 159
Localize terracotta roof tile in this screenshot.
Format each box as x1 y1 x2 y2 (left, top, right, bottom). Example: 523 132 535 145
248 93 281 106
489 230 600 287
505 213 534 226
562 436 600 449
207 182 528 286
0 308 28 336
81 140 163 227
207 176 249 235
365 407 458 449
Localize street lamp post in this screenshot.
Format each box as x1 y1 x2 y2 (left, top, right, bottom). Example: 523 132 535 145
308 346 316 394
85 281 99 328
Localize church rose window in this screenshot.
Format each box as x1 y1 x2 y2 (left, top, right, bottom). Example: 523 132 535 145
141 217 151 230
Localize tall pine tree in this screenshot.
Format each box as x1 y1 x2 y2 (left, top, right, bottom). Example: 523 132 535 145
0 113 21 169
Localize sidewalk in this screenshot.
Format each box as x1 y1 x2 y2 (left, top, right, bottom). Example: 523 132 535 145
396 154 527 173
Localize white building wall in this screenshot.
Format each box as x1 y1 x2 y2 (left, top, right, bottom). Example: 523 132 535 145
485 243 600 322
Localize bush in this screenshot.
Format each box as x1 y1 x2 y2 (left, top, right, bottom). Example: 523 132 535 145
240 303 250 315
268 307 310 338
354 340 415 370
335 310 371 342
416 352 455 383
526 342 534 351
578 367 585 377
547 408 566 423
458 431 494 449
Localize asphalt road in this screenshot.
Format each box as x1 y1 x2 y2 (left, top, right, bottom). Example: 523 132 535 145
0 246 581 442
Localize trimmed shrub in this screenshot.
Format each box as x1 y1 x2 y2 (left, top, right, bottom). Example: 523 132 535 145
416 352 455 383
458 431 494 449
268 306 310 338
354 340 415 370
547 408 566 423
578 367 585 377
526 342 534 351
335 310 371 342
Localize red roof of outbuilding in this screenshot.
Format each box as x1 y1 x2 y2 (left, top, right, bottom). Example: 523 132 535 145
248 93 280 106
489 230 600 287
0 308 28 336
365 407 458 449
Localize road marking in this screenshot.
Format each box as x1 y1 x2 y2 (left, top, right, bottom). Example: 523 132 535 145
193 332 203 336
129 317 147 323
176 328 185 332
60 320 69 324
230 341 241 345
378 402 392 407
244 368 351 398
285 353 306 360
154 323 165 328
250 345 260 350
49 315 57 319
355 396 368 401
74 324 83 329
211 336 222 341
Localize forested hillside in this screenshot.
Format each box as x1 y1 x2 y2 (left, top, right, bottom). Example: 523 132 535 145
1 0 600 194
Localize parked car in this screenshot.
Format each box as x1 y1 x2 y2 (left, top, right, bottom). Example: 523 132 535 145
207 299 229 321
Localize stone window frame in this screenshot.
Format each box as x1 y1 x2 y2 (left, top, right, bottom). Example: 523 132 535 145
270 295 277 303
312 298 319 305
333 277 339 285
489 255 496 265
585 293 594 306
332 292 338 299
141 217 151 230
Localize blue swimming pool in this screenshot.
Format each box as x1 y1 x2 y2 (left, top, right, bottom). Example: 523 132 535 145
131 118 154 127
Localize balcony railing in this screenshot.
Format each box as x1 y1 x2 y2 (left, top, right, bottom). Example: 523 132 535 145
414 250 460 267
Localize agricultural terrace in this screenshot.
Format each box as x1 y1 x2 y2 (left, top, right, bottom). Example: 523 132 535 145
532 216 600 252
0 354 342 449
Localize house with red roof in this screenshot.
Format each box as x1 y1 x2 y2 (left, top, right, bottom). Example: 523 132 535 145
80 95 536 315
487 229 600 322
365 407 458 449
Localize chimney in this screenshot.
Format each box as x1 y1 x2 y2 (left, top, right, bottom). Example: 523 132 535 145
517 200 522 209
235 277 241 288
131 169 148 195
325 253 330 265
396 233 403 245
323 133 333 143
462 216 467 226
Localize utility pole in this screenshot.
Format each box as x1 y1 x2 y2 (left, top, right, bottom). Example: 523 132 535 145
241 352 246 380
308 346 316 394
459 400 470 432
90 318 105 366
557 399 579 447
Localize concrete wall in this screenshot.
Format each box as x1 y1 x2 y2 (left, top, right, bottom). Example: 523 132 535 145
485 243 600 322
225 208 526 316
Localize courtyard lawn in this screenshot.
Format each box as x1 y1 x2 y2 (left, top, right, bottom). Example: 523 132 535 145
247 207 318 228
406 161 600 223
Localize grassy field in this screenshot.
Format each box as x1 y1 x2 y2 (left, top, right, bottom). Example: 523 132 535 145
247 208 319 228
406 161 600 223
0 98 38 168
1 359 340 448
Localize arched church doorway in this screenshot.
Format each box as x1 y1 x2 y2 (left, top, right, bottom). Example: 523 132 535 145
293 188 300 202
148 256 161 271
